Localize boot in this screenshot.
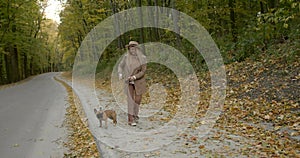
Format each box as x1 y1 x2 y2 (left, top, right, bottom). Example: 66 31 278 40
128 114 136 126
133 115 139 123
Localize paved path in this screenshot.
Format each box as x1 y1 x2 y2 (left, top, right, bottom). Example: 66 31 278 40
68 76 251 158
0 72 68 158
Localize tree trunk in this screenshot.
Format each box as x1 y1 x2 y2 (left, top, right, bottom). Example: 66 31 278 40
23 52 28 78
30 57 34 75
260 0 267 50
0 54 3 84
14 45 20 81
75 0 88 34
136 0 145 49
12 21 20 82
6 46 19 83
110 0 123 48
171 0 182 47
154 0 160 41
229 0 237 43
268 0 279 40
147 0 155 41
5 54 11 83
268 0 278 10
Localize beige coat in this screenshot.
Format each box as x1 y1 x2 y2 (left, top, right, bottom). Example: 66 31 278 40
118 50 147 95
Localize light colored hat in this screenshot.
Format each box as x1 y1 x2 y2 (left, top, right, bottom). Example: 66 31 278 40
126 41 139 48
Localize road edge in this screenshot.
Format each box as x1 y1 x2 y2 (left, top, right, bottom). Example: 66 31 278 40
54 73 102 157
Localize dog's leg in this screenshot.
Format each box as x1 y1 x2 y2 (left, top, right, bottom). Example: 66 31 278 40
105 120 108 129
100 120 102 127
113 112 117 126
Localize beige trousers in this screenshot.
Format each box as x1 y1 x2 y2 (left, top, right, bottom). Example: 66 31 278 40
127 84 142 122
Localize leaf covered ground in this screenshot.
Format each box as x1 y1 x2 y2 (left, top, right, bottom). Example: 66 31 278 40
55 77 100 158
95 53 299 157
60 52 299 157
216 54 299 157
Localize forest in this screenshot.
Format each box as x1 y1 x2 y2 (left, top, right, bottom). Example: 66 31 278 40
0 0 299 84
1 0 299 157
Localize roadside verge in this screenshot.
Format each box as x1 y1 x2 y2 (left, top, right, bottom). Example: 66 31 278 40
54 73 100 157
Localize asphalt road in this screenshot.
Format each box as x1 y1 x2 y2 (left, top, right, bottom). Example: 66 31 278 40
0 72 68 158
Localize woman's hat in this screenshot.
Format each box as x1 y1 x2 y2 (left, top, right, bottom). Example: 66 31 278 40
126 41 139 48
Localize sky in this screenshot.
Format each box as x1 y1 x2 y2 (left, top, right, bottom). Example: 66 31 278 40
44 0 65 23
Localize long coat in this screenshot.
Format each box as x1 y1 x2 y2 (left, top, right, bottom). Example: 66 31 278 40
118 53 147 95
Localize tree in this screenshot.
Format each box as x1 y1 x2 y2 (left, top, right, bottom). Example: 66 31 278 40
0 0 60 84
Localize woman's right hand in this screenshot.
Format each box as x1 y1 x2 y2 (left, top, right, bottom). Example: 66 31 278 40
119 74 123 80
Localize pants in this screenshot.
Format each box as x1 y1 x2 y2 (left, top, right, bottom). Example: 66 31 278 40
127 84 142 122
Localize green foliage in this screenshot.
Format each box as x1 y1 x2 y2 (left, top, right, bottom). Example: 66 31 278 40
1 0 298 84
57 0 300 77
0 0 61 84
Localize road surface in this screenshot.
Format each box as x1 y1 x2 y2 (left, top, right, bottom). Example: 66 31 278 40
0 72 68 158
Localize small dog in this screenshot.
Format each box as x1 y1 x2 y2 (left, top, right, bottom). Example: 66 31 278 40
94 107 117 128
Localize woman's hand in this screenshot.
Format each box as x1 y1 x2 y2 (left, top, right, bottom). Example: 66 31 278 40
119 74 123 80
128 76 136 81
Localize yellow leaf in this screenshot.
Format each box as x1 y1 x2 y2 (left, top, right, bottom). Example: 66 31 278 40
198 145 205 149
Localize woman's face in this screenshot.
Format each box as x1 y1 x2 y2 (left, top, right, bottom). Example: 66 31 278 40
129 46 137 55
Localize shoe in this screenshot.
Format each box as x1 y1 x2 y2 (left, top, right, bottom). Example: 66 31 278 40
128 122 137 126
134 115 139 123
128 114 134 125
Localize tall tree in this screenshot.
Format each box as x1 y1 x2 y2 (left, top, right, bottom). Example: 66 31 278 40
229 0 237 42
0 0 59 84
136 0 145 45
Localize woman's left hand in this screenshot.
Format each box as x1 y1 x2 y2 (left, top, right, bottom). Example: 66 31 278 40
128 76 136 81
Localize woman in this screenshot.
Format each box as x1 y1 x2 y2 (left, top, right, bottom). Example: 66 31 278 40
118 41 147 126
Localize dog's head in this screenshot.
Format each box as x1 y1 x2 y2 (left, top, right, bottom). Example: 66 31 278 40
93 108 98 114
94 108 104 119
94 107 103 113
